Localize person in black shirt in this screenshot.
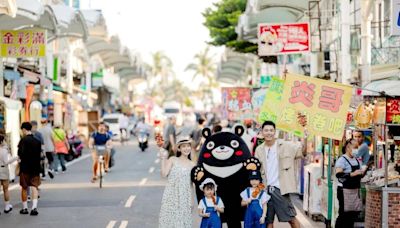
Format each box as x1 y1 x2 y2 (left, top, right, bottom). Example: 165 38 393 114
18 122 42 216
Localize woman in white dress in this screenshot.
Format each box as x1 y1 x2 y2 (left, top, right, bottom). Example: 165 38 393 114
157 136 195 228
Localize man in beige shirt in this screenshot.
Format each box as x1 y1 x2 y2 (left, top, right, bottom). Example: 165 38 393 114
254 119 307 228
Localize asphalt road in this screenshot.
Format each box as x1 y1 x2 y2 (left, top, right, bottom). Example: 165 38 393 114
0 139 324 228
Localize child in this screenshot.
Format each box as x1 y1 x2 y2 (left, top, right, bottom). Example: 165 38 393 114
240 170 270 228
198 178 224 228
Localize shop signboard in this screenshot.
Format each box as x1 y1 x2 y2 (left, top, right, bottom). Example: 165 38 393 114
277 74 352 139
258 77 284 123
221 87 252 120
251 88 267 116
387 98 400 124
391 0 400 36
0 29 46 58
258 22 310 56
91 70 104 88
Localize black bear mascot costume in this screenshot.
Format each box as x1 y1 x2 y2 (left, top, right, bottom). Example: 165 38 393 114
191 125 261 227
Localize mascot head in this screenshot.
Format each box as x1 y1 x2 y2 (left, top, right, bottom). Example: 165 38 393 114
198 125 251 178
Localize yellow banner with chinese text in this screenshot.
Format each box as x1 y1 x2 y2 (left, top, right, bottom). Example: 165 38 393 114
277 74 352 140
0 30 47 58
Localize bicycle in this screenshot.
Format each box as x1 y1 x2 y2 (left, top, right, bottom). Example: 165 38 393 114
95 145 108 188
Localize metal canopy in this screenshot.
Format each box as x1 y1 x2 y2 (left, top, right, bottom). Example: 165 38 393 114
237 0 306 42
216 49 256 83
0 0 17 17
0 1 57 34
49 4 88 40
363 80 400 96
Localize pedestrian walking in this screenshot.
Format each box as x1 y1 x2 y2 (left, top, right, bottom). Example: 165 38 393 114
335 138 369 228
18 122 42 216
0 134 18 214
157 136 195 228
254 117 308 228
39 119 55 178
241 170 269 228
31 121 46 179
190 116 206 162
162 116 177 157
52 124 69 173
198 178 224 228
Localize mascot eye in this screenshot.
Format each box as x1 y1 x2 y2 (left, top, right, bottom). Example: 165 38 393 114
230 140 239 148
206 141 215 150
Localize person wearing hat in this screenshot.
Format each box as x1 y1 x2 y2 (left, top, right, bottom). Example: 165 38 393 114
158 136 195 228
240 170 270 228
198 178 224 228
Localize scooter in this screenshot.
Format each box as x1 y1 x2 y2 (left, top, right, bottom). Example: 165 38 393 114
138 131 148 152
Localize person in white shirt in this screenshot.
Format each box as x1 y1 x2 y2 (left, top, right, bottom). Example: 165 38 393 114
0 134 18 214
38 119 55 177
254 118 308 228
241 170 270 227
198 178 225 227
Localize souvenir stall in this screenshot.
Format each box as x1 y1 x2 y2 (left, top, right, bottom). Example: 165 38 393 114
0 97 22 181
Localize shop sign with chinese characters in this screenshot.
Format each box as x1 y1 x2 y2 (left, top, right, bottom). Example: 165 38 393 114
251 88 267 116
258 22 310 56
0 30 47 58
277 74 352 139
387 98 400 124
221 87 252 120
258 77 284 123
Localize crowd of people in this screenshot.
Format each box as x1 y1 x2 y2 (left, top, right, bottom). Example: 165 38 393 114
156 112 371 228
0 120 85 216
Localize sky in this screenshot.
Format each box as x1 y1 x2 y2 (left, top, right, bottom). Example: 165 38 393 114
80 0 221 89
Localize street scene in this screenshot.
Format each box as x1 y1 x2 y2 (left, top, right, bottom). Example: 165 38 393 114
0 0 400 228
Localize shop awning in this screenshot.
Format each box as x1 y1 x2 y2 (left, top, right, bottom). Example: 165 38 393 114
216 49 258 83
236 0 307 42
363 80 400 96
0 0 57 37
48 4 88 41
0 0 17 17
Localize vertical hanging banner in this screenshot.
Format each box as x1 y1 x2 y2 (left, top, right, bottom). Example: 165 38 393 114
251 88 267 116
221 87 252 120
258 77 285 123
0 30 47 57
277 74 352 139
258 22 310 56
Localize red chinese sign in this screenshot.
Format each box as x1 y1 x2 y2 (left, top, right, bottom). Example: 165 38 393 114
387 98 400 124
221 88 252 120
1 30 47 57
258 22 310 56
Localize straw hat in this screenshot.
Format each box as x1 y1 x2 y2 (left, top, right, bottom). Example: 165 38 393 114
176 136 192 149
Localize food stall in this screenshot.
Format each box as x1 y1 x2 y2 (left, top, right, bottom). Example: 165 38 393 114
360 83 400 228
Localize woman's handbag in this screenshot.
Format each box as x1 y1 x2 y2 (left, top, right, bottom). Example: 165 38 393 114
343 188 363 212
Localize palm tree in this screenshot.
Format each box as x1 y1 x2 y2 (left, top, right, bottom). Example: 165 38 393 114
185 46 218 106
150 51 173 85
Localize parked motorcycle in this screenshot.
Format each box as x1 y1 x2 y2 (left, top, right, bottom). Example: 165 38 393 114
138 131 148 152
67 133 84 161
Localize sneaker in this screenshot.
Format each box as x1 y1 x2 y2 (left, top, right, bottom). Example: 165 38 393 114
19 208 29 215
30 208 38 216
47 170 54 179
41 176 47 181
4 205 13 213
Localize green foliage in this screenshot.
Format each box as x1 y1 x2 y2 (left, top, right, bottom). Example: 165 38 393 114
203 0 257 54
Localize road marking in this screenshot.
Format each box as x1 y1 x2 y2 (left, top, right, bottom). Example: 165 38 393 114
155 158 160 164
139 178 147 186
66 153 91 167
124 195 136 208
119 221 128 228
149 167 155 173
106 220 117 228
